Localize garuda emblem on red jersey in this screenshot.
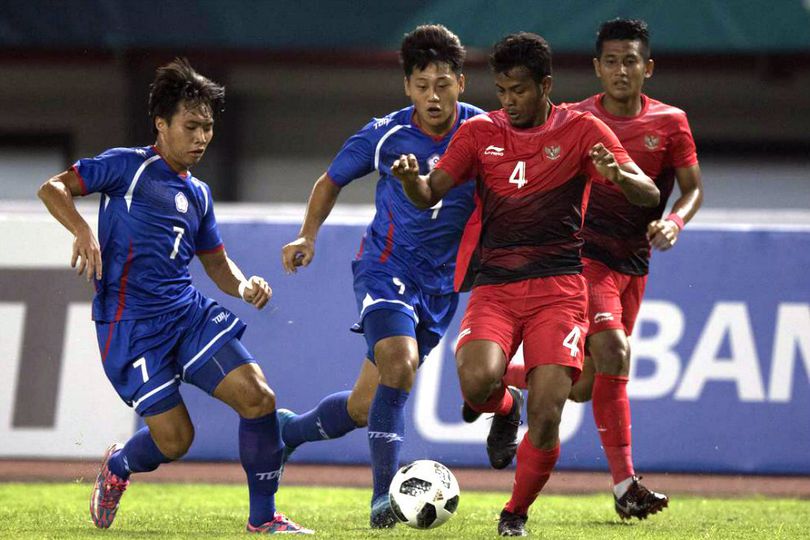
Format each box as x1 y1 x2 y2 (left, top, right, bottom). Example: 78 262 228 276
543 145 561 160
644 134 660 150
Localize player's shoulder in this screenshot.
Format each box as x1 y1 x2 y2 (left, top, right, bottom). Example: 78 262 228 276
551 104 603 132
461 109 500 129
359 106 414 138
458 101 486 120
558 94 600 114
643 95 690 124
94 145 154 164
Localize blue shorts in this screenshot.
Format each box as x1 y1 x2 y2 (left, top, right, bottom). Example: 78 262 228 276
351 259 458 363
95 292 253 416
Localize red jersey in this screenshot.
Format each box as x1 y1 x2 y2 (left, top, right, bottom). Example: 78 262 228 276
565 94 698 275
436 105 632 291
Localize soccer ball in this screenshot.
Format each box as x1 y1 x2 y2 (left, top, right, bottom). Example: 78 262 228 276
388 460 460 529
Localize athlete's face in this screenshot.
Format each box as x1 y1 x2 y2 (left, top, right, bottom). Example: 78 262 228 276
594 40 653 102
155 100 214 172
494 67 552 128
404 62 465 137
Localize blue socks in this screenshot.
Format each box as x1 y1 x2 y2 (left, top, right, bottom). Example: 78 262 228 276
108 427 171 480
368 384 409 502
240 412 284 527
282 391 358 448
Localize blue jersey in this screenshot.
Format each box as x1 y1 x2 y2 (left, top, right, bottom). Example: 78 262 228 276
73 146 223 322
327 102 483 295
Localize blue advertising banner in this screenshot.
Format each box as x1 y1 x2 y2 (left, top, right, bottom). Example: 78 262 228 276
178 221 810 475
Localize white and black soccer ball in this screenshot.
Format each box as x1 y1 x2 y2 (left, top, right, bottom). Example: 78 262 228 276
388 460 460 529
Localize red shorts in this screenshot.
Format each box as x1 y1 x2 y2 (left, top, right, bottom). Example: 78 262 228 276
583 258 647 337
456 274 588 375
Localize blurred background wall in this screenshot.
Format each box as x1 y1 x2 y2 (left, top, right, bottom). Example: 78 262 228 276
0 0 808 208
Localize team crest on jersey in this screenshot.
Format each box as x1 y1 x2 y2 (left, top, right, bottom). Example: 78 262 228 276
175 192 189 214
427 153 440 171
544 145 561 160
644 134 660 150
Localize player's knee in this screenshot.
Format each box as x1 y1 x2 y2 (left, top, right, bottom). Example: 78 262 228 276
457 362 503 404
592 339 630 376
237 383 277 419
375 339 419 390
154 424 195 460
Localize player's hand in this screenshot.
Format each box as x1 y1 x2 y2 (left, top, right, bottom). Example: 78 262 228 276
71 225 102 282
281 236 315 274
240 276 272 309
391 154 420 184
590 143 621 184
647 218 680 251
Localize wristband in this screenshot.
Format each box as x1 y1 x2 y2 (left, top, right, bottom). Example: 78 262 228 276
238 281 249 300
666 213 685 231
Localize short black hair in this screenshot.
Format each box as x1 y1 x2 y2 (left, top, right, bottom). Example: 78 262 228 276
596 18 650 59
489 32 552 83
148 58 225 134
400 24 465 77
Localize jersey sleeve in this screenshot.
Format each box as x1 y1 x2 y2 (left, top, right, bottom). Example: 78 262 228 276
194 182 224 254
668 113 699 168
326 119 378 187
435 119 479 186
581 115 632 179
71 148 129 196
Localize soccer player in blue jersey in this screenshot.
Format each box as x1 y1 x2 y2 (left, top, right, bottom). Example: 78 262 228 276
280 25 482 528
37 58 312 535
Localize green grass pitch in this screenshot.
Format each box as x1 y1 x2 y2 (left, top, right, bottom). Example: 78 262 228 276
1 483 808 539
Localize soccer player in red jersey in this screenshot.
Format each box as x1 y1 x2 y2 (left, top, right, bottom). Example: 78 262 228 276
392 32 659 537
499 19 704 521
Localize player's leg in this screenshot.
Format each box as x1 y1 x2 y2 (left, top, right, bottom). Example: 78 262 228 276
279 359 377 459
200 345 312 534
179 296 311 534
90 316 185 529
499 277 586 536
365 310 421 528
500 363 573 536
592 274 667 519
568 355 596 402
456 284 522 469
498 353 595 402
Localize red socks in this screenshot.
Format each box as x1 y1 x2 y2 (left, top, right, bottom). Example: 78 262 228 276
502 360 527 390
592 373 634 484
504 436 560 516
466 384 513 416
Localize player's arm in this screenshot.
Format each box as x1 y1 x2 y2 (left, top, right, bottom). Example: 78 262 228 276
37 169 102 281
590 143 660 207
391 154 455 209
198 249 272 309
281 173 342 274
648 164 704 251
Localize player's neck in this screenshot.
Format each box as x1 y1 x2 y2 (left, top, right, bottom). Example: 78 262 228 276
601 93 643 117
153 143 189 175
528 99 551 128
413 104 458 138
